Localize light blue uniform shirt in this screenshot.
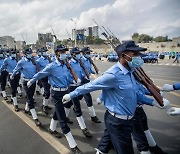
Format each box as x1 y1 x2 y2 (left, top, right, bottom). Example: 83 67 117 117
81 56 95 74
70 62 139 116
33 55 40 61
0 57 17 73
136 82 154 106
69 58 85 81
174 83 180 90
30 59 73 88
12 58 37 79
0 58 4 68
36 56 49 71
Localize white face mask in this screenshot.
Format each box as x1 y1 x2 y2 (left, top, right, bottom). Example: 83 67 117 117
75 54 81 60
85 54 91 58
11 54 16 58
59 54 66 60
26 54 32 59
124 54 144 69
43 52 47 56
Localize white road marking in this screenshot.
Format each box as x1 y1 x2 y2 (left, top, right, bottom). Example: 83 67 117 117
2 100 70 154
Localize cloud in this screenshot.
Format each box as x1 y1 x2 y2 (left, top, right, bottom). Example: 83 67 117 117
77 0 180 40
0 0 179 43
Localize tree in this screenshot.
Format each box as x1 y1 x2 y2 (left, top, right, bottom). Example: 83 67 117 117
138 34 153 43
153 36 169 42
132 33 139 42
86 36 93 44
93 37 105 44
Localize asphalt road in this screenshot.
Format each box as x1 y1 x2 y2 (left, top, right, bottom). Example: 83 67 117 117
0 61 180 154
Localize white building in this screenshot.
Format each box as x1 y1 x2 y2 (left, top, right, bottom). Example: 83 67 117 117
2 36 15 48
92 26 99 37
0 37 7 48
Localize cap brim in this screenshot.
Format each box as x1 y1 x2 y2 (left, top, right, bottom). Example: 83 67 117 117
126 47 147 52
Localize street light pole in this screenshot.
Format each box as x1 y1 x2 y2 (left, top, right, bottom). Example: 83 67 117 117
71 19 77 47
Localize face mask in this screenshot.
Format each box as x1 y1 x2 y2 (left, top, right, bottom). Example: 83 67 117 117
43 52 47 56
26 54 32 59
75 54 81 60
59 54 66 60
38 52 41 56
6 53 9 56
85 54 91 58
0 54 3 58
11 54 16 58
125 54 144 69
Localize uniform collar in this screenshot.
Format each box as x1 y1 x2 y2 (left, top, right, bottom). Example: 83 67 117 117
71 58 78 63
41 56 46 60
117 61 129 75
24 57 30 61
82 56 88 61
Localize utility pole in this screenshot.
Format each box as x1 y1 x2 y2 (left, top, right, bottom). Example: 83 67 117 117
71 19 77 47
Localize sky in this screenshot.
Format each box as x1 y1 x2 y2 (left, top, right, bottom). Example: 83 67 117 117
0 0 180 43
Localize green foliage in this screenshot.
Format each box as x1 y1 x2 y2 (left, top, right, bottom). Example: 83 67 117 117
153 36 169 42
132 33 171 43
132 33 153 43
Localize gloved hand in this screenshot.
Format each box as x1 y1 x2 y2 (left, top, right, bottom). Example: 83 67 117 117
153 98 170 109
162 84 174 92
96 97 103 105
10 75 14 80
62 94 71 104
167 107 180 116
160 91 164 97
27 81 32 88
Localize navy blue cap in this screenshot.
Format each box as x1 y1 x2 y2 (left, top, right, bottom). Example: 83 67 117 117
24 48 32 54
115 41 147 56
81 47 92 53
55 44 68 52
41 47 48 52
70 47 80 54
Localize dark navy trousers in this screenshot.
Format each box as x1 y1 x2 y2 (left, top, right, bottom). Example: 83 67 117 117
51 90 71 134
132 107 149 152
81 78 93 107
0 70 8 91
64 86 83 117
23 80 36 109
9 73 20 97
41 77 50 99
98 111 134 154
98 108 149 153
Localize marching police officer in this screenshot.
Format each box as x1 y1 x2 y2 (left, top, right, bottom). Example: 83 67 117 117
0 48 7 100
62 41 170 154
10 48 41 126
27 45 82 154
0 48 9 100
80 47 101 123
34 49 43 95
64 47 92 138
36 47 52 114
0 48 20 111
